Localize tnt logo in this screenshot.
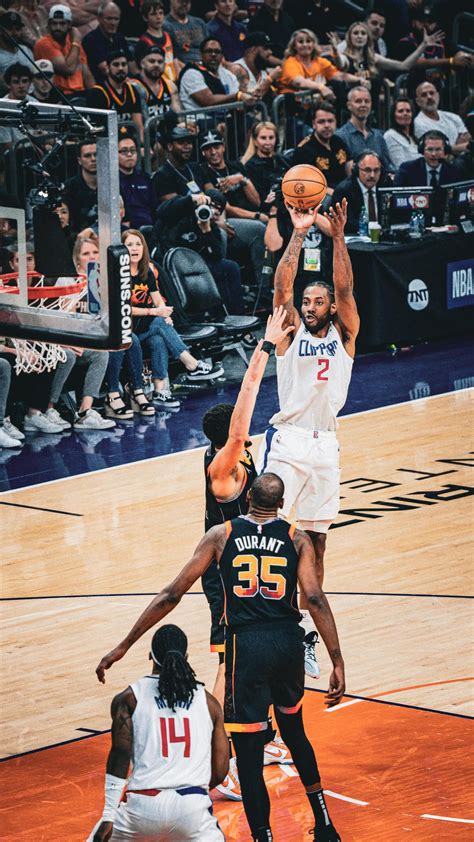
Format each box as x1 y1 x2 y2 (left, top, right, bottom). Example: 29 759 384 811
407 278 429 311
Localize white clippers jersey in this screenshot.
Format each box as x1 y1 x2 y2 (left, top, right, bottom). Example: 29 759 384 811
127 677 213 790
270 321 353 431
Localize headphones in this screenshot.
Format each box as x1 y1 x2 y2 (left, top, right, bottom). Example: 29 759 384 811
417 130 451 154
352 149 382 178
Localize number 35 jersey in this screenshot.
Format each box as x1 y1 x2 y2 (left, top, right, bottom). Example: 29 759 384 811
270 321 353 432
218 516 301 627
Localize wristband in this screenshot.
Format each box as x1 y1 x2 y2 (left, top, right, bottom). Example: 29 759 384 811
236 90 242 101
261 340 275 355
449 57 454 66
255 212 261 220
268 213 277 219
101 773 125 822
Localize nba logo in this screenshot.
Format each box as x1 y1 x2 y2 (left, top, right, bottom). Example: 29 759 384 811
87 261 101 315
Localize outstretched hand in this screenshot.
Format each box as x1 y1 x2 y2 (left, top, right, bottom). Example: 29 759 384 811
96 643 128 683
264 305 295 346
423 28 445 48
321 199 347 239
285 201 321 233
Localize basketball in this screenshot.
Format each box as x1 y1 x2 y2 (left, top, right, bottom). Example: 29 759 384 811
281 164 327 210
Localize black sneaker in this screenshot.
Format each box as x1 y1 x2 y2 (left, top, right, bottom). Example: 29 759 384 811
152 389 181 410
186 360 224 381
309 826 341 841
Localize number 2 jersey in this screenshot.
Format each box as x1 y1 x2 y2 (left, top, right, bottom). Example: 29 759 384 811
270 321 353 431
218 515 301 627
126 678 212 790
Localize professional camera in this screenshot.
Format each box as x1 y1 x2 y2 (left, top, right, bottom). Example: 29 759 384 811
195 203 212 222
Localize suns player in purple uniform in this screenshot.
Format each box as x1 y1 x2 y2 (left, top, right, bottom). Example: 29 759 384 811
96 473 345 841
257 198 359 678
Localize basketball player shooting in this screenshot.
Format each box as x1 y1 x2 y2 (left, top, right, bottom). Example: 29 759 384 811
257 197 360 678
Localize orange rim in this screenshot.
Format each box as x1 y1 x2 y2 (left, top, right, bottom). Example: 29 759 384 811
0 272 86 299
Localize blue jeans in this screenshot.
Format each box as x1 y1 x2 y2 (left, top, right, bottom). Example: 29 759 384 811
107 333 145 391
136 317 187 380
208 258 245 315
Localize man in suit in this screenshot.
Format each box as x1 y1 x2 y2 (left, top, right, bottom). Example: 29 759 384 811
396 131 459 223
331 150 383 234
395 130 459 187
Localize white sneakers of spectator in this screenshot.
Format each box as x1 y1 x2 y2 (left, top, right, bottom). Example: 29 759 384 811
45 407 72 430
24 411 64 434
23 408 115 434
0 419 24 448
74 409 116 430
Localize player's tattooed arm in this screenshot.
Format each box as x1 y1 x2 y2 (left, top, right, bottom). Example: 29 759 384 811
273 227 305 338
107 689 135 778
323 200 360 353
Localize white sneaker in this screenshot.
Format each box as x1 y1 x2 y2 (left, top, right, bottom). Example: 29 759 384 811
3 417 25 441
0 425 22 448
304 631 320 679
187 360 224 381
45 407 72 430
24 411 63 434
264 735 293 766
74 408 116 430
215 757 242 801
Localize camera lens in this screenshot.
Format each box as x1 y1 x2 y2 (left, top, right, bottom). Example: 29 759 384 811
196 204 212 222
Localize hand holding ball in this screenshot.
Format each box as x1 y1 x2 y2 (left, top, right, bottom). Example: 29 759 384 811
282 164 328 210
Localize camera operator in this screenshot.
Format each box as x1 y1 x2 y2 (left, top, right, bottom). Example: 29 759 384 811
156 188 246 314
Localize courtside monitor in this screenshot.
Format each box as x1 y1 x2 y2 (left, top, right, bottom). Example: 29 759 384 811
379 186 434 230
0 101 131 350
442 180 474 230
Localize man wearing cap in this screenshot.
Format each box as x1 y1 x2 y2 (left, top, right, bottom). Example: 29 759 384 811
30 59 61 103
135 0 177 82
200 130 266 284
33 5 94 97
82 2 133 84
152 125 206 202
230 31 276 96
0 11 34 87
208 0 247 62
86 49 144 142
134 45 181 120
118 129 155 228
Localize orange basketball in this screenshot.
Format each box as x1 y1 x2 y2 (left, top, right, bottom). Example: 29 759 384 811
281 164 327 210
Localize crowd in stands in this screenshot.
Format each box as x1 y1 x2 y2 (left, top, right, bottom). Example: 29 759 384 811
0 0 472 449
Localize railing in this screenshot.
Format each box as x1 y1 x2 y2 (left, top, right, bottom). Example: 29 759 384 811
143 100 268 173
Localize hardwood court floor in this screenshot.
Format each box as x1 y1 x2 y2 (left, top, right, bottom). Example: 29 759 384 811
1 390 473 839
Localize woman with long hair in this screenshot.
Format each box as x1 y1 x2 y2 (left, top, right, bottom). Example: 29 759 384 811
278 28 364 96
384 96 420 169
339 21 444 86
123 229 223 410
241 121 289 211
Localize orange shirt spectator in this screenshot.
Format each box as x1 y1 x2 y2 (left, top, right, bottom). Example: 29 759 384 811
34 4 94 94
279 54 338 94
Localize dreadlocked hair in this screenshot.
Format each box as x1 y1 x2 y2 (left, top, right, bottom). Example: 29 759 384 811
151 624 202 712
202 403 234 448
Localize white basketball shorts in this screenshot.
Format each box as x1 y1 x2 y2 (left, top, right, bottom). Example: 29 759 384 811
87 790 224 841
257 424 340 532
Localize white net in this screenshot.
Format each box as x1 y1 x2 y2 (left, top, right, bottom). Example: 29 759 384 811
1 274 87 374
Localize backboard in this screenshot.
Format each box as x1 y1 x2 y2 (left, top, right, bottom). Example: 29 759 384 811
0 100 131 349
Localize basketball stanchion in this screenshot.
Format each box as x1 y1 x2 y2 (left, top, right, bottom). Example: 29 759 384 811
0 272 87 374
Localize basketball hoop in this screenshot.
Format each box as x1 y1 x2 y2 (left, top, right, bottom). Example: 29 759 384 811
0 272 87 374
